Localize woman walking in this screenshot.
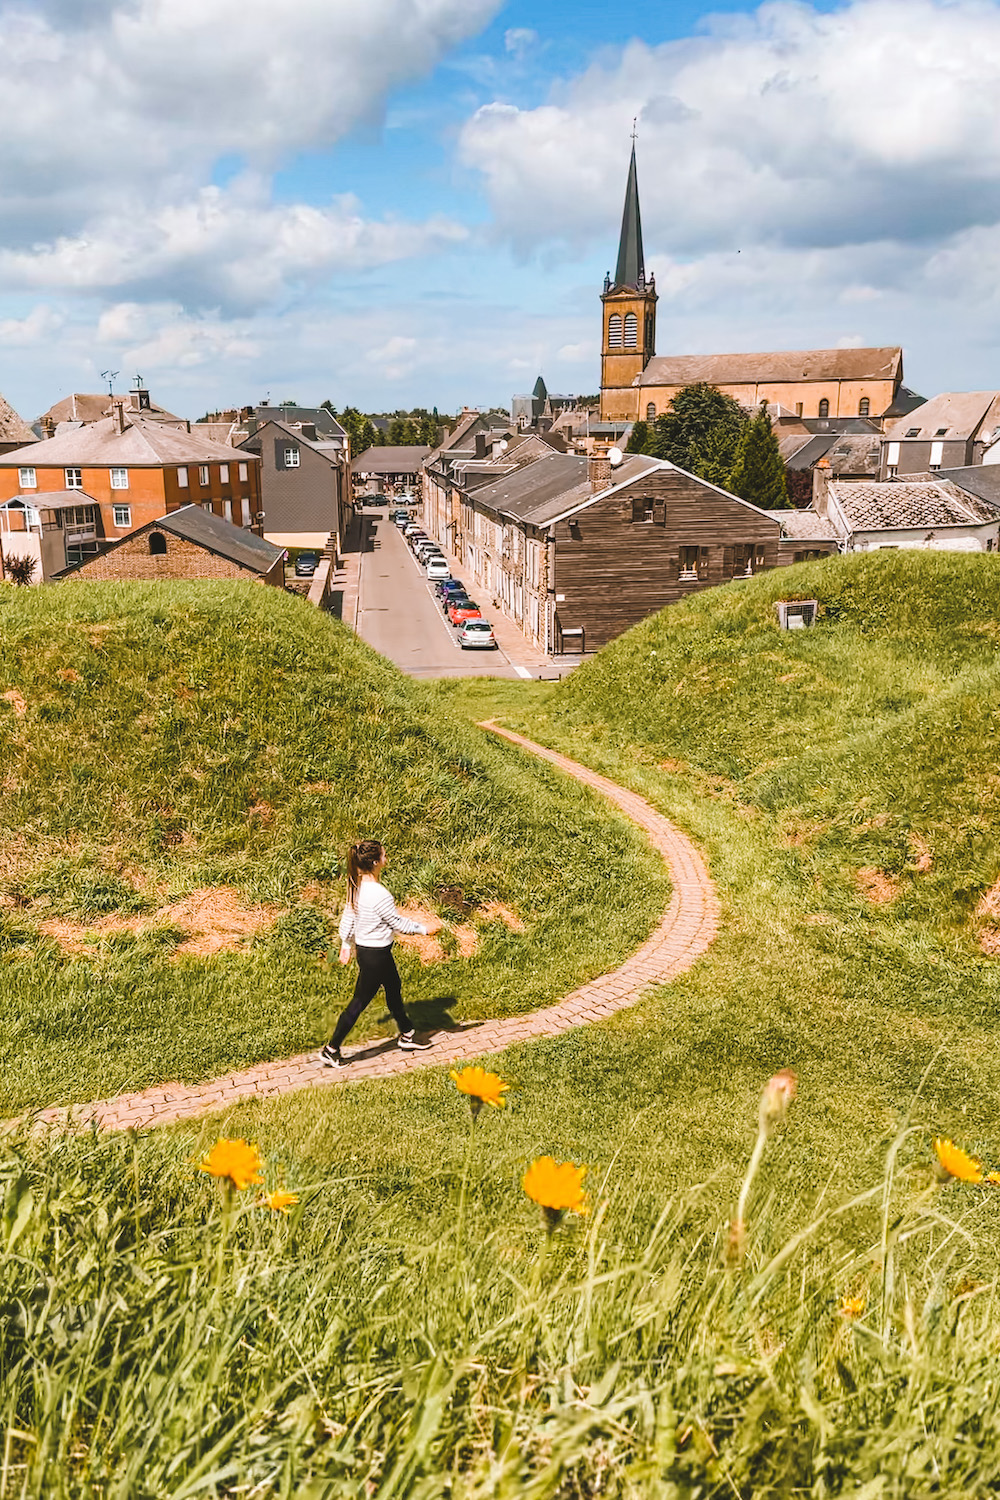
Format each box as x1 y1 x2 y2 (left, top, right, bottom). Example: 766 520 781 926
321 839 439 1068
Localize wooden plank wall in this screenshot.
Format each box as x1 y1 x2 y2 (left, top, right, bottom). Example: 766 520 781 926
552 469 784 650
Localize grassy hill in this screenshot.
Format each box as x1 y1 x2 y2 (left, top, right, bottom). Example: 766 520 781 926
0 582 666 1113
10 556 1000 1494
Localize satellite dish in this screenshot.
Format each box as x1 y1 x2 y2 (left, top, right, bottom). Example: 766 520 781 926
608 446 624 467
498 440 508 452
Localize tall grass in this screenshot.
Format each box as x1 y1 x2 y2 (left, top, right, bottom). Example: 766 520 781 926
2 1085 999 1496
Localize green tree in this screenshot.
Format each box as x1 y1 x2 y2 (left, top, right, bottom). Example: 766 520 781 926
626 419 652 455
338 406 366 455
727 402 791 509
359 418 380 451
649 383 748 475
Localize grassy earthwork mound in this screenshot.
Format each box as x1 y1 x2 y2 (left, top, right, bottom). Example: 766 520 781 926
0 582 666 1113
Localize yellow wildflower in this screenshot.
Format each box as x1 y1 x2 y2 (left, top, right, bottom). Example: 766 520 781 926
450 1066 509 1115
987 1172 1000 1186
839 1293 866 1318
261 1189 299 1215
523 1156 589 1226
199 1138 265 1191
933 1138 983 1184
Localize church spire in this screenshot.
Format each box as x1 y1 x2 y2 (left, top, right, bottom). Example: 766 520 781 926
613 143 645 291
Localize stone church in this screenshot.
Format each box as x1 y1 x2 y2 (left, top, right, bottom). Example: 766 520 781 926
599 148 907 427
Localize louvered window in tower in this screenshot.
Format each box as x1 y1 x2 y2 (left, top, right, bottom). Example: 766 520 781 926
818 398 830 418
624 312 638 348
607 314 623 349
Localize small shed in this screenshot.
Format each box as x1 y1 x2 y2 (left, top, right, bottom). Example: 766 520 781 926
53 504 286 585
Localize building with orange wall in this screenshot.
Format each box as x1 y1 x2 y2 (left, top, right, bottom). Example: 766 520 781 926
0 405 261 578
599 150 907 426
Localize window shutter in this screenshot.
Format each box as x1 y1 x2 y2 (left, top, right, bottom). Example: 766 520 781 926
653 500 666 526
274 439 285 470
631 498 646 524
699 547 710 576
723 545 734 576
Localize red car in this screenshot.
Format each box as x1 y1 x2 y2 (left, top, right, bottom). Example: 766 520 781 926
447 598 482 625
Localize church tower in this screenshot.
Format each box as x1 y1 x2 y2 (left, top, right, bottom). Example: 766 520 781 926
600 145 657 420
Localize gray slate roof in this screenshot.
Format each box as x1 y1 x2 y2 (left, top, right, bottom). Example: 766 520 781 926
933 465 1000 510
468 452 667 527
640 346 902 389
612 144 645 291
830 479 998 531
764 508 839 541
351 446 431 474
884 390 1000 442
155 505 283 571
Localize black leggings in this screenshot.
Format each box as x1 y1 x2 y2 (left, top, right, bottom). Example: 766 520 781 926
329 944 412 1049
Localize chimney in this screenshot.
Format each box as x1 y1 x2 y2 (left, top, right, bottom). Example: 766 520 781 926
41 415 55 439
111 399 128 435
589 454 611 492
474 432 487 459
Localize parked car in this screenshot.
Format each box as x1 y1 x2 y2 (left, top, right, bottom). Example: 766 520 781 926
441 588 471 611
457 619 497 650
436 577 464 598
407 530 428 549
426 558 451 582
293 551 319 577
392 511 409 527
415 541 440 563
447 598 482 625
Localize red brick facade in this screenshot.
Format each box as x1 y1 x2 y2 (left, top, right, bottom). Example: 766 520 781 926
60 530 284 586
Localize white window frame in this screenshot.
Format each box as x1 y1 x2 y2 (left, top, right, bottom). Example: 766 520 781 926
198 465 210 486
929 440 944 468
223 499 233 522
886 442 900 465
219 463 229 483
177 467 189 488
18 467 35 489
65 467 83 489
241 498 251 526
238 462 248 482
284 446 300 468
112 503 131 529
109 467 129 490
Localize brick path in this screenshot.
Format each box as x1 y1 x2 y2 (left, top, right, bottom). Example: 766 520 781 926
31 726 719 1134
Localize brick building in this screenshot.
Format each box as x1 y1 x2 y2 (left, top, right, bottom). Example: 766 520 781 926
55 505 285 586
0 406 261 579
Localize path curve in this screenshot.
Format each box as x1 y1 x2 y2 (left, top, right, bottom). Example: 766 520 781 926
32 725 719 1133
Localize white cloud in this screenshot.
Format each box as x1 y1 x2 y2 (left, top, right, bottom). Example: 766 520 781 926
0 180 468 310
0 305 64 346
460 0 1000 259
504 27 538 58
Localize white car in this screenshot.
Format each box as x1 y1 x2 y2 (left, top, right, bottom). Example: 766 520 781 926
457 619 497 650
426 557 451 581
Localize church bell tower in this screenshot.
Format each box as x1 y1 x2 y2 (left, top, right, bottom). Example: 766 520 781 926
600 144 657 420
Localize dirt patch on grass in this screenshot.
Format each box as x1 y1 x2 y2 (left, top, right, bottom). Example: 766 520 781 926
908 834 933 873
974 879 1000 955
480 900 526 933
1 690 26 718
856 867 901 905
56 668 82 684
37 886 282 960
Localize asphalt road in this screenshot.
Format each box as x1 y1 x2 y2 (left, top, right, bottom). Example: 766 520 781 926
355 507 521 678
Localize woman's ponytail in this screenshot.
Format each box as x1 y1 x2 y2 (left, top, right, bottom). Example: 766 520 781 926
346 839 383 909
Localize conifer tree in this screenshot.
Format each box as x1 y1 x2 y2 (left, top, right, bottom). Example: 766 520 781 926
626 419 652 454
727 402 790 509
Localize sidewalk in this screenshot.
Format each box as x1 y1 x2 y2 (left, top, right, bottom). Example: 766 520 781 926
326 511 368 627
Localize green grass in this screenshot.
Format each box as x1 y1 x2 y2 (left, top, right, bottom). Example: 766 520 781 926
0 582 666 1114
10 553 1000 1492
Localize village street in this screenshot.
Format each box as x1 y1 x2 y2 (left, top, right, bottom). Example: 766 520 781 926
353 504 540 679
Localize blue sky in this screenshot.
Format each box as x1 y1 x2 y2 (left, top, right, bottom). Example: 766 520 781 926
0 0 999 420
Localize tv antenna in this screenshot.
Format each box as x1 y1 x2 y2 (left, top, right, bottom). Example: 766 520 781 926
101 369 119 397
